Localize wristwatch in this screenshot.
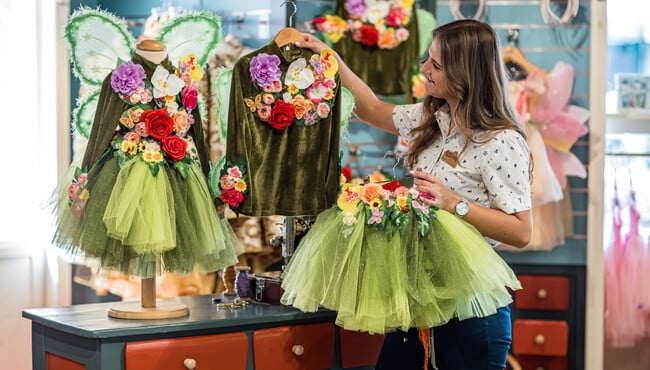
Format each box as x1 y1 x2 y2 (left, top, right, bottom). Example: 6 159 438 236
454 198 469 217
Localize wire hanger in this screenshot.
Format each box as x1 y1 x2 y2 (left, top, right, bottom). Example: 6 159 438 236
275 0 303 48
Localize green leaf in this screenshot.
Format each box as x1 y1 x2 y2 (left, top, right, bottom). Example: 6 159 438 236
173 160 190 179
148 162 160 177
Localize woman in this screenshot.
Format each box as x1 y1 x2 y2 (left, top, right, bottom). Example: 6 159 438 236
296 19 532 370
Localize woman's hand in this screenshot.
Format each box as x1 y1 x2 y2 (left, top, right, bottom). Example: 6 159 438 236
295 33 331 54
412 170 460 213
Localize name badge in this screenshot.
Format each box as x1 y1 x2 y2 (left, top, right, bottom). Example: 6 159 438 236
441 150 459 168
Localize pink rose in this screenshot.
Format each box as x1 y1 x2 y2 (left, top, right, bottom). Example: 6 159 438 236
182 85 198 110
220 188 245 208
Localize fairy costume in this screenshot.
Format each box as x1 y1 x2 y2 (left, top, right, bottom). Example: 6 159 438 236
281 104 527 334
50 10 241 277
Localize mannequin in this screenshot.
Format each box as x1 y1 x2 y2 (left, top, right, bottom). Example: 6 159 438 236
135 39 167 63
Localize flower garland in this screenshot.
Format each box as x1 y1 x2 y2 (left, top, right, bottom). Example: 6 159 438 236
245 49 339 130
310 0 414 50
212 158 249 214
108 54 202 178
67 167 89 217
337 179 436 237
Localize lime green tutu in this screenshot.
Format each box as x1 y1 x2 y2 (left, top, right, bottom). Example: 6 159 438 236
51 156 241 278
281 206 521 334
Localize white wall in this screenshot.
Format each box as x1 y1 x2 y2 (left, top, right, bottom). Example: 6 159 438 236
0 0 71 368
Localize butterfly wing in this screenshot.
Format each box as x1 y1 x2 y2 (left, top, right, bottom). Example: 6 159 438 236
65 7 134 86
157 12 222 67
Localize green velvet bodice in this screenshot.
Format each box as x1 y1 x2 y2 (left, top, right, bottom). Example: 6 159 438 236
226 41 342 217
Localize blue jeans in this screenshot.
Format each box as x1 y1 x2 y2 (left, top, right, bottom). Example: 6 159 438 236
375 306 512 370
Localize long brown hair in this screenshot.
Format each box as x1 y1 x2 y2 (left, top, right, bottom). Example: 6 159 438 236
404 19 526 169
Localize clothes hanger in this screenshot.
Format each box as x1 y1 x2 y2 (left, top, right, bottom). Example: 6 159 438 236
274 1 302 48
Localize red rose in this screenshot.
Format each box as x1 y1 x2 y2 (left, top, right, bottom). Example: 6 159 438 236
220 188 245 208
161 135 188 161
144 108 174 140
268 99 295 130
357 24 379 47
381 181 402 192
341 165 353 182
182 85 198 110
310 16 327 31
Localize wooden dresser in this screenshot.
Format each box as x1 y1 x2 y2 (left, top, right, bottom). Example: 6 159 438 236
509 264 586 370
23 295 384 370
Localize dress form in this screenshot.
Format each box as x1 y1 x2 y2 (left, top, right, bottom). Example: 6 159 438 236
107 39 189 319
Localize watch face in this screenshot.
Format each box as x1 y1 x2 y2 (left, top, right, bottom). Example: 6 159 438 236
456 200 469 216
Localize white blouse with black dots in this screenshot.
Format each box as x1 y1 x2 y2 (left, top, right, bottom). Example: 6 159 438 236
392 103 532 247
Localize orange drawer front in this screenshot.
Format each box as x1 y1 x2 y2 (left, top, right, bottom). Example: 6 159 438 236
254 322 334 370
512 320 568 356
125 332 248 370
515 275 570 311
46 353 85 370
339 328 384 368
516 354 568 370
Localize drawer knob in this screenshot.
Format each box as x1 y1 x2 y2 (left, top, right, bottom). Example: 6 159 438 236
292 344 305 356
184 358 197 369
537 289 547 299
535 367 545 370
534 334 545 345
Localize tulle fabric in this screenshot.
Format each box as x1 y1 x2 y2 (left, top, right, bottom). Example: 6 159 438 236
281 206 521 334
51 156 241 277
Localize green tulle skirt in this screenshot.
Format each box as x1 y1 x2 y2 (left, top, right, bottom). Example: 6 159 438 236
280 207 521 334
51 156 241 278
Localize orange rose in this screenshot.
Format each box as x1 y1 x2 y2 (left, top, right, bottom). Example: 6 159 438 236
360 183 384 204
173 111 189 135
291 95 312 120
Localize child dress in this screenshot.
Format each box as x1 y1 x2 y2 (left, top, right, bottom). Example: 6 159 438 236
281 181 521 334
51 53 241 277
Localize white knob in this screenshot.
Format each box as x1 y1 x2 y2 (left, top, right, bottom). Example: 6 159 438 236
184 358 196 369
292 344 304 356
534 334 545 345
537 289 547 299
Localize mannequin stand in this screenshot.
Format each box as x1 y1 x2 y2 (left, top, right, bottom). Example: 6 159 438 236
107 263 189 319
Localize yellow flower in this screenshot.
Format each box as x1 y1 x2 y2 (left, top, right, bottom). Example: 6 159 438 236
337 193 360 212
369 198 382 209
287 84 300 95
400 0 415 9
323 15 348 43
78 189 90 201
396 196 409 211
320 49 339 79
178 54 203 82
142 150 164 163
369 170 387 183
234 179 247 192
121 140 138 154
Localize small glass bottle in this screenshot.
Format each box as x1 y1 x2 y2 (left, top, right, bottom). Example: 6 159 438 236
235 266 252 300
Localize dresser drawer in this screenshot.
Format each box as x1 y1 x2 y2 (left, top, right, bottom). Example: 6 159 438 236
339 328 384 368
125 332 248 370
516 355 568 370
515 275 570 311
46 353 85 370
254 322 335 370
512 320 568 356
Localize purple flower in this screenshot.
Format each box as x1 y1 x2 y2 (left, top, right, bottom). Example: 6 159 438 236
249 53 282 88
111 61 146 95
345 0 367 18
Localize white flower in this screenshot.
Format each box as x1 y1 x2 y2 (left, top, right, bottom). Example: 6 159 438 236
151 65 184 98
364 1 390 24
284 58 314 90
342 211 358 226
